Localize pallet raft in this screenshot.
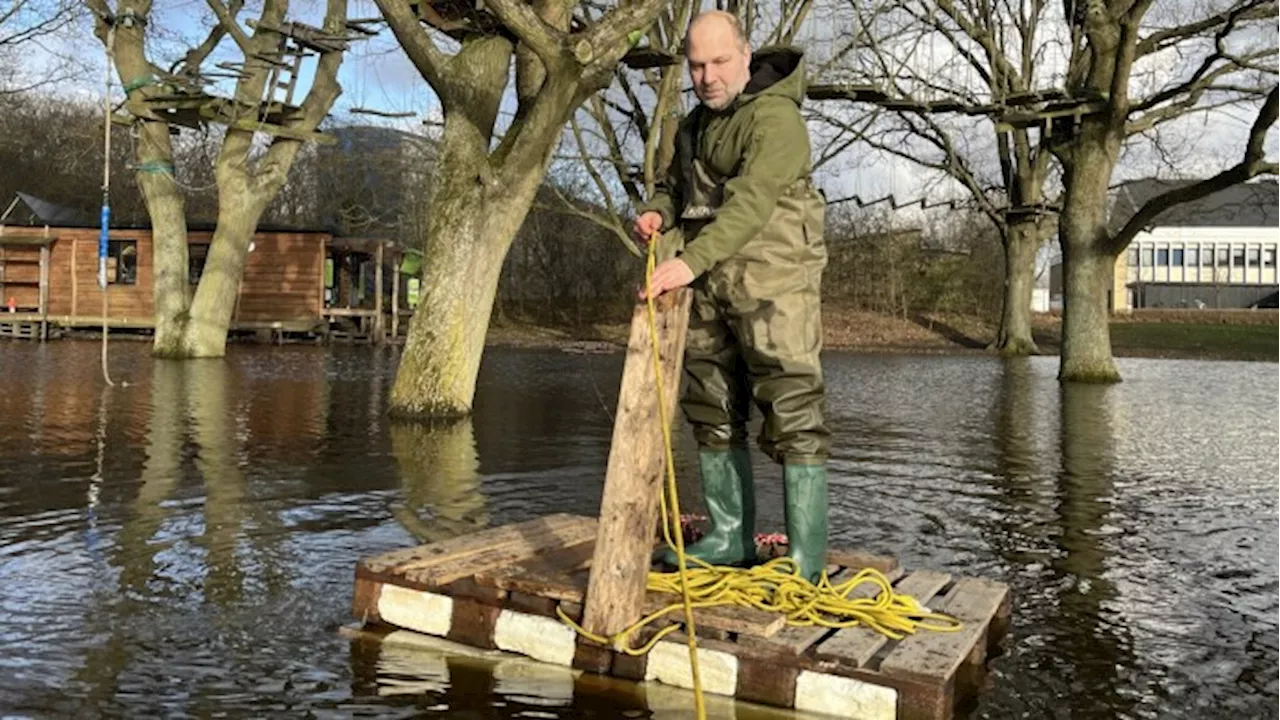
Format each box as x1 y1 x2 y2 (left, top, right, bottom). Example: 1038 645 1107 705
352 513 1011 720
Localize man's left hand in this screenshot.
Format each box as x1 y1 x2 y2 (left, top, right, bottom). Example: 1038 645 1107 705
640 258 695 300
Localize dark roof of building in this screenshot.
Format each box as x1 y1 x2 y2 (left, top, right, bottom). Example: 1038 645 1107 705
2 192 335 235
1110 178 1279 230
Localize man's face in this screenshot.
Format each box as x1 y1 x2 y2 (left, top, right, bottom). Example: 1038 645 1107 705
685 19 751 111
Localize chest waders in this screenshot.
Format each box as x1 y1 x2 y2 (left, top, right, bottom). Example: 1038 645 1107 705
661 114 831 583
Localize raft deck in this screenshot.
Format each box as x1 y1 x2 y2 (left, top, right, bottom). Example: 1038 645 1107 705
352 513 1011 720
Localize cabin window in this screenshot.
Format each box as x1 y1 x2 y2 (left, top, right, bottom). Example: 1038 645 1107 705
107 239 137 285
1265 248 1277 269
1186 248 1198 266
189 244 209 284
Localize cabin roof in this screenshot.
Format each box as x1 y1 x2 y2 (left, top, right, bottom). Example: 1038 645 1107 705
2 191 337 236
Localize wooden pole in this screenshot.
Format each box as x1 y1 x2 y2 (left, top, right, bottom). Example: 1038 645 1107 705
38 244 49 341
391 256 400 340
581 287 692 647
374 241 385 344
71 237 79 317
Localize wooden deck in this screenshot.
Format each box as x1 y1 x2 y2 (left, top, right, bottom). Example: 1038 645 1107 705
352 513 1011 720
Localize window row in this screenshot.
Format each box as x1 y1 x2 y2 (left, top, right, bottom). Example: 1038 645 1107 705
1127 244 1278 270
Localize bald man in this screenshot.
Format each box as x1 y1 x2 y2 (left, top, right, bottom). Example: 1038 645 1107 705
633 12 830 583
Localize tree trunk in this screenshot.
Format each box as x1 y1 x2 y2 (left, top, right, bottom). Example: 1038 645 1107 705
1058 145 1121 382
994 219 1041 355
179 200 264 358
128 122 193 355
389 165 543 417
108 17 192 356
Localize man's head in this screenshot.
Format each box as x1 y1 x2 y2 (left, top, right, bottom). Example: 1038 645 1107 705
684 11 751 111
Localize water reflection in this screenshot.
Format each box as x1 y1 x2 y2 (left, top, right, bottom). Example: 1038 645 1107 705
347 627 809 719
390 419 489 543
1052 381 1136 714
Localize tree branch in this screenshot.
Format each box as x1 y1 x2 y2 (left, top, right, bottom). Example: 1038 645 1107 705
373 0 452 92
576 0 667 69
204 0 251 52
485 0 566 65
540 181 640 256
569 112 625 221
591 92 650 204
1137 0 1276 57
1106 86 1277 254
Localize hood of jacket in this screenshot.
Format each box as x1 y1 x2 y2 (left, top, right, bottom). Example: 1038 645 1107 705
733 45 806 109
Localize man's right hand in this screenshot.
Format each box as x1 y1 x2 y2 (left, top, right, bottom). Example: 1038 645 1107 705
632 211 664 244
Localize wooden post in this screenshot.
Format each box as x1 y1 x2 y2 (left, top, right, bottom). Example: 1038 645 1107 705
374 241 385 344
581 288 692 646
391 255 400 340
38 244 49 341
70 237 79 317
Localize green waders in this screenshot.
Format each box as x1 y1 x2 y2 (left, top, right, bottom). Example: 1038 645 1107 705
661 154 831 583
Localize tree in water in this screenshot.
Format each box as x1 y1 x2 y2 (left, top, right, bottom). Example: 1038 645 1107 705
86 0 352 358
374 0 671 417
1048 0 1277 381
817 0 1277 362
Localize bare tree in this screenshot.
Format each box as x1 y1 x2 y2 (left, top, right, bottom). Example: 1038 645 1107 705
0 0 79 95
84 0 355 358
807 0 1063 356
816 0 1276 372
372 0 670 417
1049 0 1278 381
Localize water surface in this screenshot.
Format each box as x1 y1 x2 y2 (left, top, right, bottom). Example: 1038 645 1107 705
0 341 1275 718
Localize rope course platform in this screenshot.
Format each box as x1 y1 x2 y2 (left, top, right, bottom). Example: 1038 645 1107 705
112 17 372 144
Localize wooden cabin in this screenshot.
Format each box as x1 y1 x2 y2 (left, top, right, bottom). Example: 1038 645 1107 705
0 221 410 343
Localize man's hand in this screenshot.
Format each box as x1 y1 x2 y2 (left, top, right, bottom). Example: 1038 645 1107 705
632 211 663 244
640 258 695 300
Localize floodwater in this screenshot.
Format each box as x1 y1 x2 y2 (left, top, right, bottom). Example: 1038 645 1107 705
0 340 1275 719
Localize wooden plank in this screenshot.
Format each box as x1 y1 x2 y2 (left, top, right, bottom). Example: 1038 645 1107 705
403 524 599 587
360 513 590 574
581 288 692 640
812 569 953 669
473 562 587 602
878 577 1008 684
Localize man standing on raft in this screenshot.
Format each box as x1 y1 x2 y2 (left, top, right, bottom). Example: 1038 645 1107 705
634 10 831 583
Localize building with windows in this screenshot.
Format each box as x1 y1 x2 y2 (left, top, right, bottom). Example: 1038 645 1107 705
1109 179 1278 311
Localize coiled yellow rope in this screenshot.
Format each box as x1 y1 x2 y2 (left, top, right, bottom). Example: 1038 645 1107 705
557 232 964 716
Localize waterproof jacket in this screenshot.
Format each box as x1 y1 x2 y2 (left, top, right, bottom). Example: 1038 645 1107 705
641 45 818 278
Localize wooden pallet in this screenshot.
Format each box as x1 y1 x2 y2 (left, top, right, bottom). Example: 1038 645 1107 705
0 320 44 340
353 513 1011 720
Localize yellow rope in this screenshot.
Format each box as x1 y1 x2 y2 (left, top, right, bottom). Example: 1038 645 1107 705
557 231 965 713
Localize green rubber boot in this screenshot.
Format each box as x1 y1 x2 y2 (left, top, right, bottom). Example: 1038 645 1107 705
663 447 757 568
783 462 829 584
